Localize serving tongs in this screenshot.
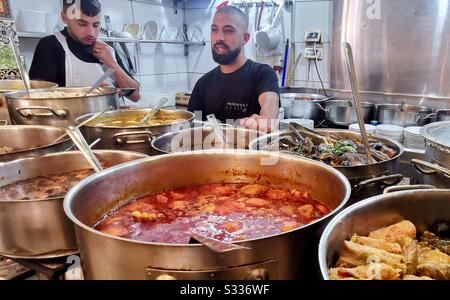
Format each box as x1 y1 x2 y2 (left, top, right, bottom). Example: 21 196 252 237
189 232 251 254
66 126 103 173
342 42 375 164
9 34 31 98
139 97 168 125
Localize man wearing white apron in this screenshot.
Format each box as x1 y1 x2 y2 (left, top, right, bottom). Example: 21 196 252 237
29 0 140 102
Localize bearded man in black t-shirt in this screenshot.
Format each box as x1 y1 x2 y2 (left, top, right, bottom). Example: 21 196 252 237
187 6 280 133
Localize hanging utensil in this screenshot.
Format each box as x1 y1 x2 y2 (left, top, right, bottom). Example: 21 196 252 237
206 114 226 146
139 97 169 125
342 42 374 163
83 68 115 97
189 232 251 254
66 126 103 173
9 34 31 98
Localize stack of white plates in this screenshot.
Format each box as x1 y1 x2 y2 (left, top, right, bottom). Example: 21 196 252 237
376 124 404 143
403 126 426 149
349 124 377 134
280 119 314 130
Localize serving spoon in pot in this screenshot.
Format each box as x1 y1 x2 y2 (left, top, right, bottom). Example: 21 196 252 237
66 126 103 172
139 97 169 125
83 68 116 97
206 114 226 146
189 232 251 253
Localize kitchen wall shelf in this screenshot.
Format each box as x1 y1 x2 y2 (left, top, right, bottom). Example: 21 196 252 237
17 32 205 47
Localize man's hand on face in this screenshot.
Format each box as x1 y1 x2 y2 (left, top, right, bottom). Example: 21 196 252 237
92 40 117 68
240 114 276 133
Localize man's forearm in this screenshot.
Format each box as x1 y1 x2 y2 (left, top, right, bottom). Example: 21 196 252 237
111 62 141 102
259 94 280 119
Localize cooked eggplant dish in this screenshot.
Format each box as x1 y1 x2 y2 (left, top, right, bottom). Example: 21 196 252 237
329 220 450 280
94 183 331 243
263 135 397 167
0 169 95 200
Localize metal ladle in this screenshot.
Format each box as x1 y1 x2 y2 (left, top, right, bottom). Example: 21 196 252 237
189 232 251 254
139 97 169 125
66 126 103 173
9 34 31 98
206 114 226 146
342 42 374 163
83 68 116 97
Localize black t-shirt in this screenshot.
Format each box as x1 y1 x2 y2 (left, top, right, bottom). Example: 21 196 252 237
29 28 134 87
187 60 279 123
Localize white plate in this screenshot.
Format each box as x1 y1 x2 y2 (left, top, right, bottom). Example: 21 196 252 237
143 20 159 40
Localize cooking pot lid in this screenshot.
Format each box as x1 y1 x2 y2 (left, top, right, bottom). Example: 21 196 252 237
422 121 450 147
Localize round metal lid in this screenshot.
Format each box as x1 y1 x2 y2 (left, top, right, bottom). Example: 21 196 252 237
422 121 450 147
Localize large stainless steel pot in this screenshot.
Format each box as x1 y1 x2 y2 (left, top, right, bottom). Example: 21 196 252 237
5 87 118 127
151 127 262 155
64 150 351 279
0 125 72 163
280 93 330 123
411 121 450 188
318 188 450 279
0 150 148 259
0 80 58 125
249 129 404 203
76 108 195 155
324 100 375 126
377 103 434 127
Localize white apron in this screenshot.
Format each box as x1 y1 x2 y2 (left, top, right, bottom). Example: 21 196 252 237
54 31 116 87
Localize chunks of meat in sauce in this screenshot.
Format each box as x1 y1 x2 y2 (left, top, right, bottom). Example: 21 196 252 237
94 183 331 244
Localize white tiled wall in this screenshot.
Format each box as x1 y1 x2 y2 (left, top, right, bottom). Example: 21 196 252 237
11 0 190 107
186 0 333 90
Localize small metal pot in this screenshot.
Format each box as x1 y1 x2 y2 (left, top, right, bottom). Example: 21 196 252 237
76 109 195 155
151 127 262 155
324 100 375 126
280 93 330 123
0 125 72 163
0 150 148 259
377 103 434 127
64 150 351 279
0 80 58 125
5 87 118 127
318 188 450 280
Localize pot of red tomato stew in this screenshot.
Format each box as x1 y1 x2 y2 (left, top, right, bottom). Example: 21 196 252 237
64 150 351 279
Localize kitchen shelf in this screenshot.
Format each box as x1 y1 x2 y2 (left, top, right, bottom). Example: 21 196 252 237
17 32 205 46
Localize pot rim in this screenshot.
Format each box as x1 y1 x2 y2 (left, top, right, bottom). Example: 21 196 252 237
248 129 404 170
0 80 58 93
75 108 195 130
324 99 375 108
0 150 148 203
63 149 352 248
377 103 432 113
422 121 450 148
4 86 117 100
318 188 450 280
150 126 263 153
0 125 71 156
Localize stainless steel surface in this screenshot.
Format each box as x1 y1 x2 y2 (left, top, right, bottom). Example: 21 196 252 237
189 233 251 254
77 108 194 155
318 189 450 279
280 93 329 122
0 150 148 258
151 127 261 155
343 42 373 162
249 129 404 201
331 0 450 101
139 97 168 125
63 150 351 280
377 104 433 127
0 125 72 163
66 126 104 173
5 87 118 127
84 68 115 96
0 80 58 125
324 100 375 126
419 121 450 188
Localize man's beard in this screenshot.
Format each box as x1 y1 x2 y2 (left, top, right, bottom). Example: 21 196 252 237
212 43 241 65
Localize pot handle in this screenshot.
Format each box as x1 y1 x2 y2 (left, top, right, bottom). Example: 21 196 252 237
16 106 68 119
113 130 154 145
411 159 450 179
383 184 437 194
354 174 404 191
416 112 436 122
